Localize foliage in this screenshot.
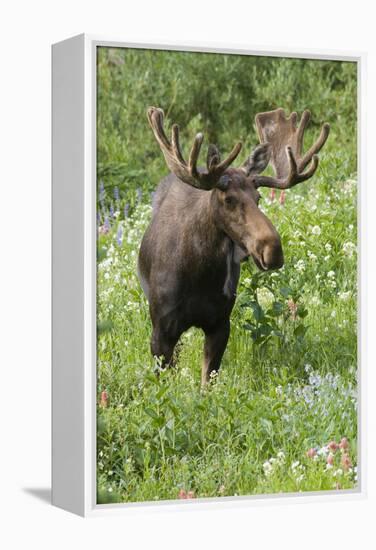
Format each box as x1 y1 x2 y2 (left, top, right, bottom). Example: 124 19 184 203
97 47 357 210
96 48 357 503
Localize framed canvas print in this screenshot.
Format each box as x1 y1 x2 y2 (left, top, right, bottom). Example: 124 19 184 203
52 35 366 516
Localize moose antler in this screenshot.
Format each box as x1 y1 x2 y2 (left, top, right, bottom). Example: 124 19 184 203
253 108 330 189
147 107 242 190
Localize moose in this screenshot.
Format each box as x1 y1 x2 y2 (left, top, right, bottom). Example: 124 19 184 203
138 106 330 384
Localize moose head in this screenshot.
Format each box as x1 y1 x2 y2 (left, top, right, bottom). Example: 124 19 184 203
139 107 330 383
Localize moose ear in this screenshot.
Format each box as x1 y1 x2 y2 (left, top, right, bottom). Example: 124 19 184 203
241 143 271 175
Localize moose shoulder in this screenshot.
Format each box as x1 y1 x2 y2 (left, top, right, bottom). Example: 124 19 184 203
138 107 330 385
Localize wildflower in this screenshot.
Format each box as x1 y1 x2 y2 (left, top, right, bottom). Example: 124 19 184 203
178 489 195 499
270 188 276 202
338 291 351 301
294 259 306 273
311 225 321 236
327 441 338 452
99 180 105 200
100 390 108 408
279 190 286 205
116 225 123 247
339 437 349 450
307 251 317 262
291 461 300 471
263 461 273 476
113 186 119 201
327 453 335 465
327 271 335 279
325 243 332 252
287 299 298 320
341 454 352 471
342 241 356 258
124 203 130 218
317 446 329 457
277 451 286 463
307 448 317 458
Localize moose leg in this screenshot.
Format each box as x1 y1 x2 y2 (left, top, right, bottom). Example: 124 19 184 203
151 326 179 369
201 320 230 386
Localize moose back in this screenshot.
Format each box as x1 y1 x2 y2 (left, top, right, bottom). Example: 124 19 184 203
138 107 329 384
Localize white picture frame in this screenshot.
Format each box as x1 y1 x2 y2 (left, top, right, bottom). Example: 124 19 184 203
52 34 366 517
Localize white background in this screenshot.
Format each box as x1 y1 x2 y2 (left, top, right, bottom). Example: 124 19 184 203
1 1 375 548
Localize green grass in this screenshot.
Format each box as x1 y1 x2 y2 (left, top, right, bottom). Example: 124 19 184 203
96 48 357 504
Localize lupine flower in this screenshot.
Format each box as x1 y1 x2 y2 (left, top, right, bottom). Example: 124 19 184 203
270 189 276 202
100 390 108 408
109 204 115 218
279 190 286 205
124 203 129 218
99 180 105 200
113 186 119 201
116 225 123 247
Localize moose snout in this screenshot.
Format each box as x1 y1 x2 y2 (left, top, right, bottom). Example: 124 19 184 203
261 239 284 270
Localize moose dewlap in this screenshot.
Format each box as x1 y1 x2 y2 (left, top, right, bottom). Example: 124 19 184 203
138 107 330 385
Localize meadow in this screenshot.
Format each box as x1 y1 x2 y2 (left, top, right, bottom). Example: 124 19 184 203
96 48 358 504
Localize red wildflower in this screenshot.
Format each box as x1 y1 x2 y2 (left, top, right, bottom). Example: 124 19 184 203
327 441 338 452
306 448 317 458
287 299 298 321
339 437 349 451
100 390 108 408
341 454 352 471
327 453 334 466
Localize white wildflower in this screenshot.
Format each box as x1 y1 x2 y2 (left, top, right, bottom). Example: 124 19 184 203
263 461 273 476
311 225 321 236
295 259 306 273
343 241 356 258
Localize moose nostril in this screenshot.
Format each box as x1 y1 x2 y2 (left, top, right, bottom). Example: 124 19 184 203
262 243 284 270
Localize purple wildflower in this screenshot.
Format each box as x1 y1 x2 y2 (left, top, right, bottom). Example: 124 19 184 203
109 204 115 218
114 186 119 201
99 181 105 200
124 203 129 218
116 225 123 246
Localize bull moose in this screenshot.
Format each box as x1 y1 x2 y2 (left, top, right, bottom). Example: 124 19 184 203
138 107 330 384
